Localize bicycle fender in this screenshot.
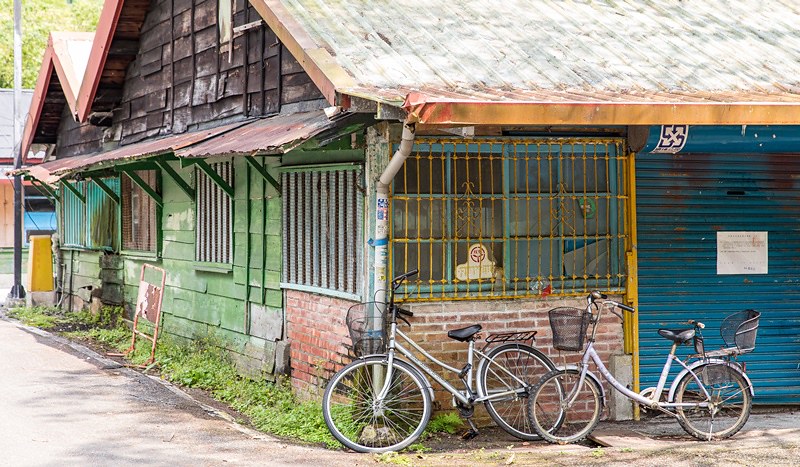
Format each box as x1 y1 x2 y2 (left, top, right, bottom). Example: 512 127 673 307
667 359 755 402
357 354 437 401
555 364 607 408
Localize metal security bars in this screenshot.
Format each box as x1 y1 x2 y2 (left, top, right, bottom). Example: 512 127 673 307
281 167 363 297
122 170 158 252
196 161 233 263
62 181 86 247
391 138 629 300
61 178 119 250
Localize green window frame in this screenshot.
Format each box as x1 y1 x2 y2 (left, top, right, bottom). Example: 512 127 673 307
61 178 119 251
391 138 629 300
120 170 161 255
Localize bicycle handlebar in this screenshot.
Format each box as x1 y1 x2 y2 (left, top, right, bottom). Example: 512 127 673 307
397 307 414 317
617 303 635 313
589 291 635 313
392 269 418 286
687 319 706 329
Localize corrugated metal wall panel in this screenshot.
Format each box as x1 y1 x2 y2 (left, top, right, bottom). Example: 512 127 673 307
637 152 800 404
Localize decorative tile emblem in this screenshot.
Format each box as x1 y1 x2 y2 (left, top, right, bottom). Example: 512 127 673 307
651 125 689 153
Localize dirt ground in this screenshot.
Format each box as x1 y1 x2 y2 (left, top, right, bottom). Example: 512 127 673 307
22 323 800 466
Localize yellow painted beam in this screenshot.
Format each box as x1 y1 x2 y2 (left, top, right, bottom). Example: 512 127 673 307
625 150 641 420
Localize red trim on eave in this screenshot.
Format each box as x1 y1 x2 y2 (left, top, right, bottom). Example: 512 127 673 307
76 0 124 123
21 48 55 164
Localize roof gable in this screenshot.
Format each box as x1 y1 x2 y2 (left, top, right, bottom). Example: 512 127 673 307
75 0 147 122
21 32 94 162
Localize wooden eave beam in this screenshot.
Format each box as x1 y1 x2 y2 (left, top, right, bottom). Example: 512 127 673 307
155 158 194 200
121 170 163 207
190 159 234 198
25 177 58 201
90 176 120 204
61 180 85 203
245 156 280 193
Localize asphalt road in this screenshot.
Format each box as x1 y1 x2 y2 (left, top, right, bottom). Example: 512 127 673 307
2 312 799 467
0 317 376 466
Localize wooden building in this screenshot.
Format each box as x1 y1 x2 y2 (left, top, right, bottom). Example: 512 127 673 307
19 0 800 406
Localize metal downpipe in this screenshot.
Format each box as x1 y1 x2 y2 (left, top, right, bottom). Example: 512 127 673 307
372 120 416 306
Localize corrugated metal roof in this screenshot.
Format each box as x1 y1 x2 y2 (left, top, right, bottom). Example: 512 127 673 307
20 110 359 183
21 121 246 184
177 110 361 158
0 89 33 161
252 0 800 123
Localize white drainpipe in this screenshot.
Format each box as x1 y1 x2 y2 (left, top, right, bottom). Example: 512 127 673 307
372 120 416 306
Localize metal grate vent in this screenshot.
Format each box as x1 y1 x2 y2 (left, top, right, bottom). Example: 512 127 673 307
282 167 363 296
196 161 233 263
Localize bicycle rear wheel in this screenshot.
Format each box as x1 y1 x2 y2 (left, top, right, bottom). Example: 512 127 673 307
674 363 752 440
322 356 431 453
478 343 555 440
527 368 603 444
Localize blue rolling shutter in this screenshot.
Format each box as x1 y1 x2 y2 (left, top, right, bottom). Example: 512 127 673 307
636 152 800 404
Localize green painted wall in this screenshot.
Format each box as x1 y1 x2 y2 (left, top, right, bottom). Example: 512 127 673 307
60 249 105 306
0 249 28 274
140 157 282 375
60 156 285 376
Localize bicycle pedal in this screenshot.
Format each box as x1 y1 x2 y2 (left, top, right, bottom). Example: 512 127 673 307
461 429 480 441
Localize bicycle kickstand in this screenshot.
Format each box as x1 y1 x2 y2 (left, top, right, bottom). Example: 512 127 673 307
461 419 480 440
456 401 480 440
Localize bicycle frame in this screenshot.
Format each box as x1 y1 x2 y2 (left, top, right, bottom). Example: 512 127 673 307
377 320 530 407
569 340 713 416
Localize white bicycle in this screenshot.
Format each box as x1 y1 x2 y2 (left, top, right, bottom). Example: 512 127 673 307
528 292 759 444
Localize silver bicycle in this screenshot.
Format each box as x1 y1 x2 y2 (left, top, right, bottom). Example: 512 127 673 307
322 269 556 453
528 291 759 444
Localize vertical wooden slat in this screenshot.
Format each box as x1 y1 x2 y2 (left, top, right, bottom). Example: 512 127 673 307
320 171 328 289
303 171 311 283
337 170 346 292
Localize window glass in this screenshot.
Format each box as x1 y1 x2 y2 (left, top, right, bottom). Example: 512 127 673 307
392 139 627 299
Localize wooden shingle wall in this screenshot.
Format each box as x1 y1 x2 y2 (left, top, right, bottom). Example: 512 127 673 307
56 106 104 158
112 0 324 145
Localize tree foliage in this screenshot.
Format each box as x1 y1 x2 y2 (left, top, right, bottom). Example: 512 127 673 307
0 0 103 89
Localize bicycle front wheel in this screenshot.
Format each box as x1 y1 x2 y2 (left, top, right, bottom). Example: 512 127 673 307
528 368 603 444
478 343 556 440
322 356 432 453
674 363 752 440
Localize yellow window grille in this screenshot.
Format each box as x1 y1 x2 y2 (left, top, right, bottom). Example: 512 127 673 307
390 138 630 300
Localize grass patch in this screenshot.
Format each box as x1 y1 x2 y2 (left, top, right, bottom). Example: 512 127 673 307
7 305 124 332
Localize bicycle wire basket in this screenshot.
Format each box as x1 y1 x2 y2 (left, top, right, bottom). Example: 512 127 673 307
694 309 760 356
346 302 388 357
548 307 592 352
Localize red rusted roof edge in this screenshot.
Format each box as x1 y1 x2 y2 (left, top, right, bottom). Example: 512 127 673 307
22 33 94 163
76 0 125 123
21 47 56 164
248 0 356 107
403 92 800 126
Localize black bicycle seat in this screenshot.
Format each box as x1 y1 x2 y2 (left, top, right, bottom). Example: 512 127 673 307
657 328 696 344
447 324 482 342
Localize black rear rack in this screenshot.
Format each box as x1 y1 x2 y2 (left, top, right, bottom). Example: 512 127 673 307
485 330 538 344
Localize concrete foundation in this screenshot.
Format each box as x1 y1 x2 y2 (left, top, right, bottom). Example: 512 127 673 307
608 353 634 421
26 291 57 308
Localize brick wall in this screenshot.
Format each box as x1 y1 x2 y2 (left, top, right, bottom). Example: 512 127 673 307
401 295 627 413
286 290 627 410
285 289 355 393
